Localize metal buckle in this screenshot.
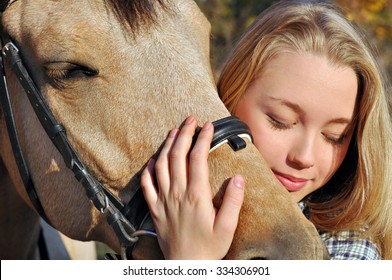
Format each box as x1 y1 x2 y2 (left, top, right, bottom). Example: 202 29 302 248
131 230 157 238
2 41 19 57
120 230 158 260
100 195 109 214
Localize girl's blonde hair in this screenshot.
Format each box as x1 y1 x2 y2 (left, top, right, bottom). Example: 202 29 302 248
218 0 392 259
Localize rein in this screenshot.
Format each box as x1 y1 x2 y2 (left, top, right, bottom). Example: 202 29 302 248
0 18 252 259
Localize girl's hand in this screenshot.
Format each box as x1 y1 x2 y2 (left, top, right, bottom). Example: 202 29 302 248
141 116 245 259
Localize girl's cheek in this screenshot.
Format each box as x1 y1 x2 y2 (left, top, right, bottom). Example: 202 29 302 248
254 130 287 166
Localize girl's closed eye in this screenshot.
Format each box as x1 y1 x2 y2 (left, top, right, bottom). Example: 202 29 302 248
267 114 296 130
322 132 348 145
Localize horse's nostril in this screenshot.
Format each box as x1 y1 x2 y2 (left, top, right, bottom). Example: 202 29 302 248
249 257 267 260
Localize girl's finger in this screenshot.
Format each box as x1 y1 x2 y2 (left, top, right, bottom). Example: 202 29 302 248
168 116 198 196
188 122 214 198
154 128 179 196
140 159 159 213
214 175 245 238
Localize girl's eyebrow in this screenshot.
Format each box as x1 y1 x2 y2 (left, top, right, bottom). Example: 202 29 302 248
268 97 304 115
326 118 352 125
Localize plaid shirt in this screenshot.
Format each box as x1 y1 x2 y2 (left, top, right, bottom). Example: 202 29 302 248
298 202 381 260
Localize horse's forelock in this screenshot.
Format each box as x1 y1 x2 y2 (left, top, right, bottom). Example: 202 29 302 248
0 1 167 28
106 0 167 31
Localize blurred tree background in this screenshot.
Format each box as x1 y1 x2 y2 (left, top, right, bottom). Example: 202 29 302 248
195 0 392 83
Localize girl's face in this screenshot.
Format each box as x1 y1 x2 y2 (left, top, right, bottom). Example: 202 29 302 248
235 52 358 203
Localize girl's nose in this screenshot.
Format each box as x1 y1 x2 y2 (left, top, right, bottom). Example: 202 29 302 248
287 136 315 169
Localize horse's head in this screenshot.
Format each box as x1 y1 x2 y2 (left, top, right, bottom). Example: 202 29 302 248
0 0 328 259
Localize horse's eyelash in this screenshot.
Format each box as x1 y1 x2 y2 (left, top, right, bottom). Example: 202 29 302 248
45 68 74 90
46 69 69 80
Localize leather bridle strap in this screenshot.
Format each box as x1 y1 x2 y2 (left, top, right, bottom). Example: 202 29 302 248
209 116 252 152
0 33 51 224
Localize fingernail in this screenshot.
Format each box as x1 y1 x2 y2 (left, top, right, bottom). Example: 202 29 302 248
233 175 244 189
185 116 195 125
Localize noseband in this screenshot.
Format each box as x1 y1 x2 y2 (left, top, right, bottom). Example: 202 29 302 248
0 20 252 259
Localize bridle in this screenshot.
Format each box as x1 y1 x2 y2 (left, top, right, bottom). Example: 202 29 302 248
0 9 252 259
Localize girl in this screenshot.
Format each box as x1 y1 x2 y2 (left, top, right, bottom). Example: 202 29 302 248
141 0 392 259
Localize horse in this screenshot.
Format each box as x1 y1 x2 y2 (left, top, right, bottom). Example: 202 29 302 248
0 0 328 260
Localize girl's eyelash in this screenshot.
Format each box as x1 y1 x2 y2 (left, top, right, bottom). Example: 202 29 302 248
267 115 347 145
267 116 292 130
324 134 347 145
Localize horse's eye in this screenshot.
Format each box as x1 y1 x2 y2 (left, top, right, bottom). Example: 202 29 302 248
45 62 98 84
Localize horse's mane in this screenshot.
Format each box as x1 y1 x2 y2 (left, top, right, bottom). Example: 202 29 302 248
0 0 167 30
106 0 168 31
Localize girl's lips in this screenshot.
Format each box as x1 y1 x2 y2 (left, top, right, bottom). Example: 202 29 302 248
273 171 309 192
